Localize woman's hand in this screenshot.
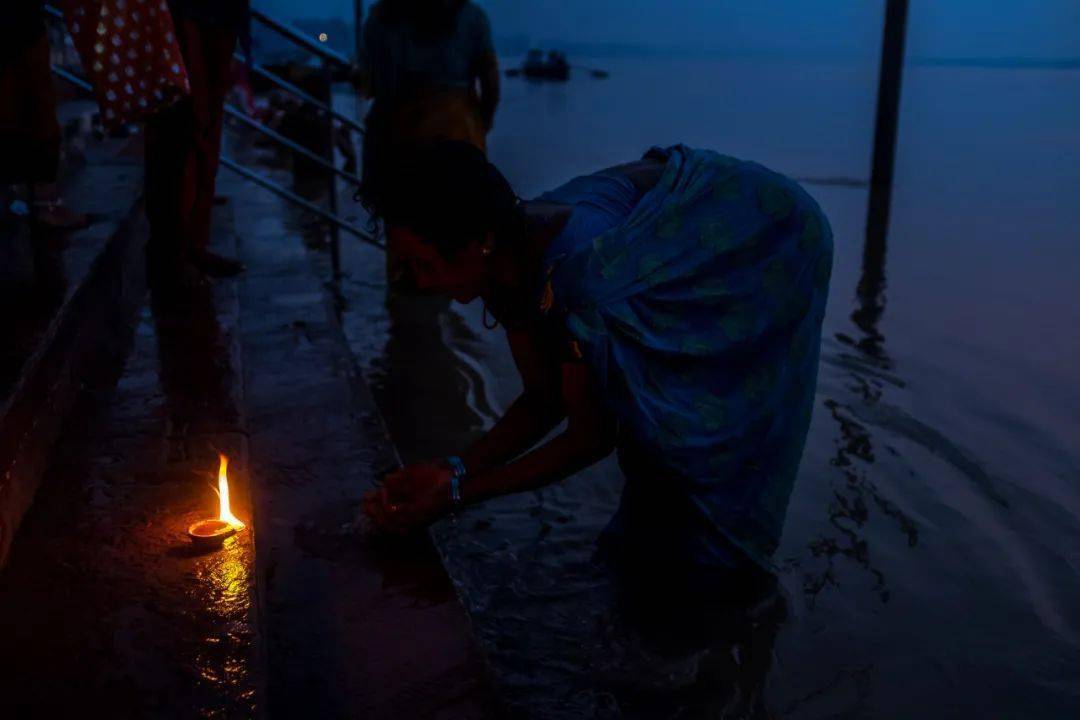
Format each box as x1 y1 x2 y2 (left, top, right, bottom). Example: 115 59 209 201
362 461 453 535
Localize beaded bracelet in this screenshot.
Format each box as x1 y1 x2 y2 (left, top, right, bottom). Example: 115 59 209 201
446 455 467 508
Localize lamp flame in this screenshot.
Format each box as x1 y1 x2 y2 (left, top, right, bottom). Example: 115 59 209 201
216 454 245 529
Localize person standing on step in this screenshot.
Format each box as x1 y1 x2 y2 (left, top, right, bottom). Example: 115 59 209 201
144 0 249 286
0 0 89 230
354 0 500 283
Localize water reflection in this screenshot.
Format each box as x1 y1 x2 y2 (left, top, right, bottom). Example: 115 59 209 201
800 180 919 608
851 188 891 368
190 533 257 685
372 292 488 462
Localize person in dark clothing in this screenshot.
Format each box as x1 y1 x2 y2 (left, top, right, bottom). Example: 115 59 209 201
144 0 249 285
355 0 499 208
354 0 499 288
1 0 88 229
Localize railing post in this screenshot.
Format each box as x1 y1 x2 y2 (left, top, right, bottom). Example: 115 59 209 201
322 57 341 280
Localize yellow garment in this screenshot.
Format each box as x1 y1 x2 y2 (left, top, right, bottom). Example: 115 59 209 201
387 87 487 153
379 87 488 285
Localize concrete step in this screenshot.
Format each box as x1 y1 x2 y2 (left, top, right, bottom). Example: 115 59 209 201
0 203 264 717
0 132 497 716
0 135 145 567
222 167 501 717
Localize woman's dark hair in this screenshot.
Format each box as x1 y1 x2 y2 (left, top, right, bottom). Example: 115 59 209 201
381 0 467 38
363 141 525 258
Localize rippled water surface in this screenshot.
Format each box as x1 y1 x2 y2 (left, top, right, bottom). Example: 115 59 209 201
332 57 1080 717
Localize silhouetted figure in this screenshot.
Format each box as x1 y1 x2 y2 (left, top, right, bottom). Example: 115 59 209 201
144 0 248 289
0 0 88 229
354 0 499 208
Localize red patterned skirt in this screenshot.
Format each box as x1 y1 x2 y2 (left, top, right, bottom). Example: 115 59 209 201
64 0 191 128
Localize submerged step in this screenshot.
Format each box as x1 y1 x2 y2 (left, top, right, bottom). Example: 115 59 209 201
224 168 500 718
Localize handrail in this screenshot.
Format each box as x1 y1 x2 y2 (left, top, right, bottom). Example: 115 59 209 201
250 9 353 69
42 2 378 269
51 65 93 93
223 104 363 187
239 54 366 135
220 157 381 247
45 4 364 135
47 0 353 73
44 56 360 190
248 7 357 277
48 59 379 246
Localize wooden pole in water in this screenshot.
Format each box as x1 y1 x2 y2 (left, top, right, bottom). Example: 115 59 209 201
867 0 910 235
858 0 909 362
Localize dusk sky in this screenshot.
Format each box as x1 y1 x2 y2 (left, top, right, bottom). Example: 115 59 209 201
255 0 1080 59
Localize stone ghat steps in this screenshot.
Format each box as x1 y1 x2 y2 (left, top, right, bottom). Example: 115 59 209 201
0 205 261 717
0 152 500 716
0 133 146 568
225 169 500 719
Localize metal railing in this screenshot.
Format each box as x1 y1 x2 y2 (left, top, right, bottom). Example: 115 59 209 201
239 52 365 135
43 4 384 276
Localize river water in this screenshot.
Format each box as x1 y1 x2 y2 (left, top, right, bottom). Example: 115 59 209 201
330 57 1080 717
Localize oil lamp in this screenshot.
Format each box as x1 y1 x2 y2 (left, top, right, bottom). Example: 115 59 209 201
187 454 246 548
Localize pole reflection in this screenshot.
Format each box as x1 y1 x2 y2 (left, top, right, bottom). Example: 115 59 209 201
800 0 918 609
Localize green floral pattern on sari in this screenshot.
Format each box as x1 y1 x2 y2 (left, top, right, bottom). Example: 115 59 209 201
538 146 833 570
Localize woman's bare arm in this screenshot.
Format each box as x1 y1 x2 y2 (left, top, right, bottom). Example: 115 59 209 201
364 334 616 533
461 327 564 475
460 360 618 504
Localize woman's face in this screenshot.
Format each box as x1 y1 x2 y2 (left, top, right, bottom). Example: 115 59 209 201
388 224 491 303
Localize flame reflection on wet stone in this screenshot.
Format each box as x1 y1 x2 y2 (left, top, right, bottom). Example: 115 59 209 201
150 254 260 716
0 265 260 717
194 536 252 614
189 531 257 696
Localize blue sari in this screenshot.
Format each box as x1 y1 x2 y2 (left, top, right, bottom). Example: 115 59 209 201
537 146 833 571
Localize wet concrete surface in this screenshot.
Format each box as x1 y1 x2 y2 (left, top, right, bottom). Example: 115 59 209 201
0 123 500 716
0 138 140 401
0 137 146 568
224 165 499 718
0 209 261 717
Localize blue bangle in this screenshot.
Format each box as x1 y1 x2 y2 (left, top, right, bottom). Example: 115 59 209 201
446 456 466 506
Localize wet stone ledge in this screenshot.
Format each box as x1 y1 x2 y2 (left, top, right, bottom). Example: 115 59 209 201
0 205 262 717
0 140 145 569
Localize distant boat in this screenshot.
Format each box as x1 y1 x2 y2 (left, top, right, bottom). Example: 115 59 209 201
505 50 610 81
507 49 571 81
